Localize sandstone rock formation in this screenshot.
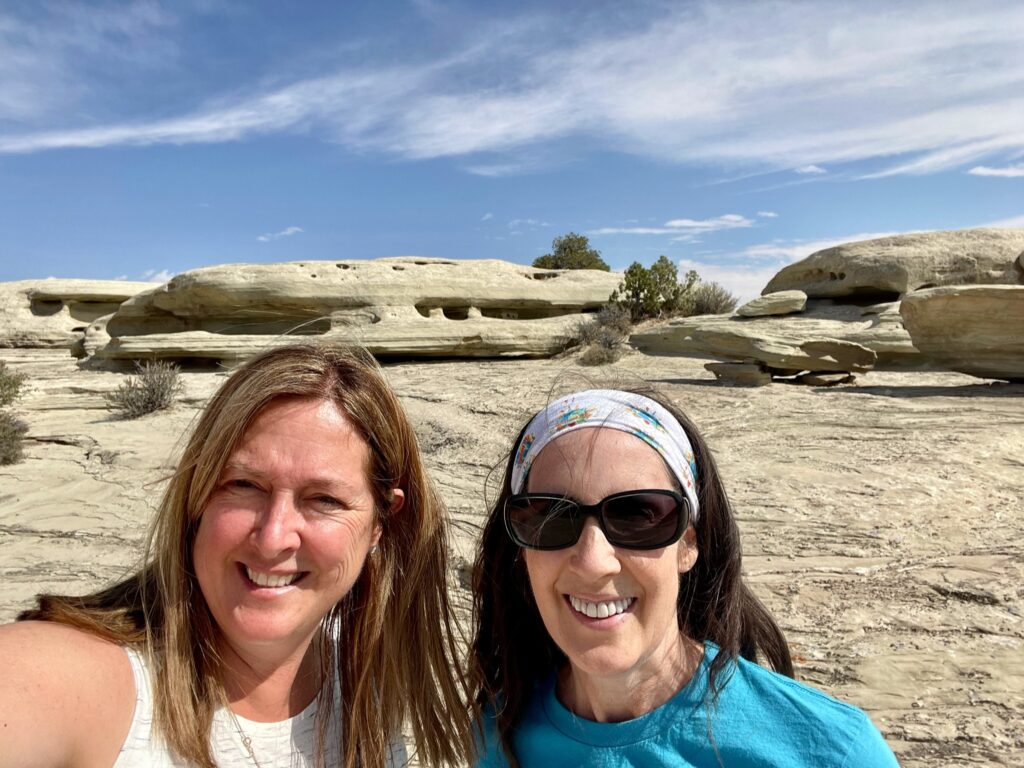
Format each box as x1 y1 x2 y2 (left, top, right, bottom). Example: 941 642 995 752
737 290 807 317
631 299 908 375
764 228 1024 299
0 280 151 353
87 258 622 366
899 285 1024 381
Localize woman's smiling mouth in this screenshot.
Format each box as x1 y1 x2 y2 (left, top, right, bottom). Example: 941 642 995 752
242 564 306 588
567 595 635 619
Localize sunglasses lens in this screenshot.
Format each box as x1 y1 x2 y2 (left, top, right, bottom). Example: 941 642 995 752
506 496 580 549
602 492 684 548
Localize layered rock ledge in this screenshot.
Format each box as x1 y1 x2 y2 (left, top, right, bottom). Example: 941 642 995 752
86 258 621 366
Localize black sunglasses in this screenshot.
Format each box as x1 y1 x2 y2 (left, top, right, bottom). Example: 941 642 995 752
505 489 690 551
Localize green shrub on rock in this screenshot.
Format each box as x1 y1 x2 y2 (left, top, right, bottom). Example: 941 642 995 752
532 233 610 271
106 360 183 419
0 362 25 408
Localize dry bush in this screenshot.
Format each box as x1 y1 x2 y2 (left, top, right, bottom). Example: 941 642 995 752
0 412 28 465
106 360 183 419
0 362 25 408
577 306 630 366
690 281 739 316
579 342 623 366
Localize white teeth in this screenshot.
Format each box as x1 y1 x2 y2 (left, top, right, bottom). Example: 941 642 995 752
569 595 634 618
246 567 301 588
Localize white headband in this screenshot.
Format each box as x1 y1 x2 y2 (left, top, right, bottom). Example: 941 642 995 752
509 389 700 520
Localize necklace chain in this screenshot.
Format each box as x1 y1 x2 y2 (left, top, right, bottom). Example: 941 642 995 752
227 709 263 768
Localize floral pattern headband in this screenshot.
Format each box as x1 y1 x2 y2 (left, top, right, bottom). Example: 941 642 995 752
510 389 700 520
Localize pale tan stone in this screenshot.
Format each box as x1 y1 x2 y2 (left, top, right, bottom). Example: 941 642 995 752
899 285 1024 381
704 362 772 386
737 290 807 317
90 258 622 365
764 228 1024 299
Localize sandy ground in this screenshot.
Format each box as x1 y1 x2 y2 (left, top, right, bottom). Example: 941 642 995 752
1 346 1021 766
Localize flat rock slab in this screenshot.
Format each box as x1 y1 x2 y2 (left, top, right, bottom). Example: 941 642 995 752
764 228 1024 299
798 372 856 386
632 306 880 373
0 280 151 350
91 258 622 364
704 362 772 386
899 285 1024 381
738 290 807 317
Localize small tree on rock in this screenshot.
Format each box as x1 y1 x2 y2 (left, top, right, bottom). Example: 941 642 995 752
532 232 610 271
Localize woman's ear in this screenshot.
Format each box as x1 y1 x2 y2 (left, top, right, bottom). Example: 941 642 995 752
677 526 698 574
373 488 405 547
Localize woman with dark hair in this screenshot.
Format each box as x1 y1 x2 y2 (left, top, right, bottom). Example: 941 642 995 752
0 344 471 768
471 388 898 767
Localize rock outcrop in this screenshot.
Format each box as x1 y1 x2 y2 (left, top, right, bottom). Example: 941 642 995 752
764 229 1024 299
899 286 1024 381
0 280 151 353
87 258 622 366
737 290 807 317
631 299 909 375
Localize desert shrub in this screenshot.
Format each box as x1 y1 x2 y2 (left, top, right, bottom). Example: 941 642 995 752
106 360 183 419
0 412 28 465
612 257 698 322
577 304 632 346
690 280 740 315
533 232 610 271
576 305 630 366
0 362 26 408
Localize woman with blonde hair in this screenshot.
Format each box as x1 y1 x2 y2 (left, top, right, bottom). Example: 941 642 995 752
0 344 471 768
471 387 898 767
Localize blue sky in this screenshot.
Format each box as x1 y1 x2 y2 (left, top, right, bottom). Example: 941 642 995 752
1 0 1022 299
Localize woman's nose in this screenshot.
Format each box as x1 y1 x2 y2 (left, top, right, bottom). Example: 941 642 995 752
251 494 302 556
568 517 621 576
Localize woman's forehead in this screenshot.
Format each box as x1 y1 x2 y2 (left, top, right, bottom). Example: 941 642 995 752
527 427 674 492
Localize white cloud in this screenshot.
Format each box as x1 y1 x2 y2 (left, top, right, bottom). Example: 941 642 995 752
257 226 303 243
980 212 1024 227
678 259 779 303
737 231 900 262
795 165 827 174
481 212 493 221
508 218 549 229
967 163 1024 178
142 268 174 283
757 211 778 218
1 2 1023 178
593 214 754 236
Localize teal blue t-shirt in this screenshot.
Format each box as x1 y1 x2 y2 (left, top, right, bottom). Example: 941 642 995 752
475 644 899 767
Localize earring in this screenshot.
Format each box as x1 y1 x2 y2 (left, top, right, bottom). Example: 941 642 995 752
369 545 379 556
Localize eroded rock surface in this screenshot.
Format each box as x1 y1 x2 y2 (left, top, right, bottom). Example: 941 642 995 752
631 300 906 373
764 229 1024 299
737 290 807 317
89 258 621 365
899 285 1024 381
0 280 151 352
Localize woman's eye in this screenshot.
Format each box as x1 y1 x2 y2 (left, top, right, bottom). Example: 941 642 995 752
312 495 344 508
227 478 257 490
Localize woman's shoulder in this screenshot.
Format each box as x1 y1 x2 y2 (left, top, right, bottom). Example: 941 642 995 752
706 647 899 767
0 621 137 767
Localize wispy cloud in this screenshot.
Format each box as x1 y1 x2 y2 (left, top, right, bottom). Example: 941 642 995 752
1 2 1023 179
257 226 304 243
593 214 754 237
142 268 174 283
481 212 493 221
967 163 1024 178
795 165 827 175
757 211 778 218
508 218 548 229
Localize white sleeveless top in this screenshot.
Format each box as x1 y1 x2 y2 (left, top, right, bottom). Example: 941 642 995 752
115 647 407 767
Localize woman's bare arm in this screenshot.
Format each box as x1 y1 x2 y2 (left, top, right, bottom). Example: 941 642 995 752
0 621 135 768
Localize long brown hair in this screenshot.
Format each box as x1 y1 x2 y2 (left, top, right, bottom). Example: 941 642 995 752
20 344 472 768
470 385 792 765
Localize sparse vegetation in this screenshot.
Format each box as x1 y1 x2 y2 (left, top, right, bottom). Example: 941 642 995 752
533 232 610 271
610 255 739 321
0 362 27 465
576 304 631 366
0 362 25 408
690 280 740 316
106 360 183 419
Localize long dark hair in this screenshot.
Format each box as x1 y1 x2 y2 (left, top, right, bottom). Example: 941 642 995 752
470 385 792 766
